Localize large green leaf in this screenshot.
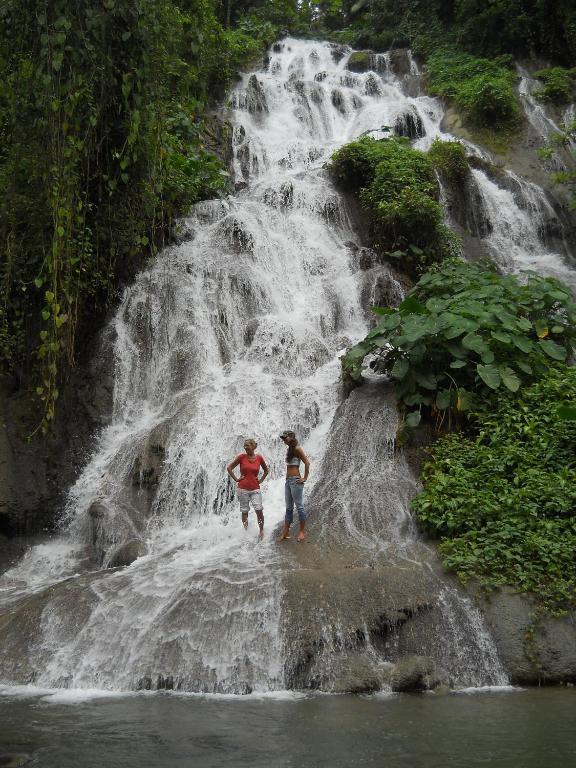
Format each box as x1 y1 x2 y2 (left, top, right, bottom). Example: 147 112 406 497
346 343 370 360
436 389 452 410
371 306 394 316
443 325 467 340
477 363 501 389
391 357 410 379
399 296 428 315
499 365 520 392
515 360 533 375
491 330 511 344
511 335 533 353
415 370 438 389
447 342 467 359
539 339 567 361
450 359 467 368
462 332 488 354
405 410 422 427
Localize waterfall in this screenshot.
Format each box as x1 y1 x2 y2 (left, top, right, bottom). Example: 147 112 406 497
1 37 574 693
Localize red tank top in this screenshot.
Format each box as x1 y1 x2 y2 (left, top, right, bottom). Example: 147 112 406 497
237 454 264 491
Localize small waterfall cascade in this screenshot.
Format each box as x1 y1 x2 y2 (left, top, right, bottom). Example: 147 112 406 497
517 66 564 142
1 38 574 693
517 66 576 171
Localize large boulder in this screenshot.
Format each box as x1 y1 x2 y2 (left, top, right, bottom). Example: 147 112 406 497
106 539 148 569
346 51 385 74
391 655 441 692
472 585 576 684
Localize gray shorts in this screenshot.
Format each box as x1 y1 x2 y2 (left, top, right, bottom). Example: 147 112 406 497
237 488 263 514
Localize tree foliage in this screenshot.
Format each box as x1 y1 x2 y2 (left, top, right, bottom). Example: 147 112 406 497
342 0 576 65
0 0 275 429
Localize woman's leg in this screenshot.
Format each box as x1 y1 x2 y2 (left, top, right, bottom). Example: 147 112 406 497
252 491 264 540
291 482 306 541
277 481 293 541
238 490 249 529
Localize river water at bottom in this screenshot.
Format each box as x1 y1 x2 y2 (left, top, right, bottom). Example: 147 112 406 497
0 686 575 767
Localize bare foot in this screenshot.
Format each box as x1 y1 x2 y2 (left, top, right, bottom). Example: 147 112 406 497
277 524 290 542
242 520 248 531
297 530 305 542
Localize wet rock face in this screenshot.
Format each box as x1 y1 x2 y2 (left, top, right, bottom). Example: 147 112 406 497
330 43 348 64
388 48 411 77
473 586 576 685
346 50 385 74
280 384 505 693
364 74 382 97
394 108 425 139
331 89 346 114
232 74 268 116
0 329 114 537
106 539 147 569
390 655 441 692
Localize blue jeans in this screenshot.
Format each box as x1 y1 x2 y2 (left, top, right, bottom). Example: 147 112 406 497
285 477 306 524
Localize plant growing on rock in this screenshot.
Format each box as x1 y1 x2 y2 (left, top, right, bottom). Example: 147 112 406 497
428 139 470 183
412 366 576 612
533 67 576 105
330 136 458 275
342 260 576 426
426 52 521 128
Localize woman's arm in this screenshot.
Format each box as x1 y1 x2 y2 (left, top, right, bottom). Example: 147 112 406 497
258 456 269 483
296 447 310 483
226 455 242 483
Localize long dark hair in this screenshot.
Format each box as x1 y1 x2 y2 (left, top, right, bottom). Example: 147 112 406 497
286 435 298 462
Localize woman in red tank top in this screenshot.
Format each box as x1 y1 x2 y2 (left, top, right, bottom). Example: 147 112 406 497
226 439 269 539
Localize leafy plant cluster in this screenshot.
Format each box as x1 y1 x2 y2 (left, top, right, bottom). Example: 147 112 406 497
426 52 521 129
329 137 458 275
412 367 576 612
0 0 276 429
337 0 576 66
342 260 576 427
533 67 576 106
427 139 469 184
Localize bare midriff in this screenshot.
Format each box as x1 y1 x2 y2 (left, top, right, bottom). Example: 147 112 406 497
286 465 301 478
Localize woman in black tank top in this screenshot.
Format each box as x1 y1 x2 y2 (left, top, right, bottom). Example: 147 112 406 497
278 430 310 542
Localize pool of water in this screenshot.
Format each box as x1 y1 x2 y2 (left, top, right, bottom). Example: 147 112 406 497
1 687 575 767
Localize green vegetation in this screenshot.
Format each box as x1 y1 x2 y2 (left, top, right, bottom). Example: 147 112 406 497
340 0 576 65
342 260 576 425
330 137 458 275
427 139 469 183
413 367 576 612
426 52 520 129
325 0 576 613
342 258 576 610
0 0 278 429
533 67 576 106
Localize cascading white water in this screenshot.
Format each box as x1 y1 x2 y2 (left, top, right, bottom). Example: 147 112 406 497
1 37 573 693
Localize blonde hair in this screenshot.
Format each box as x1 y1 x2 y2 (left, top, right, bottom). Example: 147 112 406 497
244 438 257 449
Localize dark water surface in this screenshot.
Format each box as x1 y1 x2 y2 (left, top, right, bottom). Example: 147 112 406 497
1 687 575 768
